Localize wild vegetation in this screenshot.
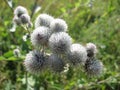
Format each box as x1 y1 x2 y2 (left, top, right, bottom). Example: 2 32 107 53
0 0 120 90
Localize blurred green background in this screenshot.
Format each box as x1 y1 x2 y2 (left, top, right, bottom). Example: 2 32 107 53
0 0 120 90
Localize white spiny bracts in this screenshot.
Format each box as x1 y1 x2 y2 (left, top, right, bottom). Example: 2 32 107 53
35 14 54 28
31 26 50 47
49 32 72 54
68 44 87 65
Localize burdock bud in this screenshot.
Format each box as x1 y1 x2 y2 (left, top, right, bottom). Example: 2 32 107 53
24 50 46 74
85 58 103 77
49 32 72 54
13 15 22 25
86 43 97 57
50 18 68 33
48 54 65 72
31 26 50 47
35 14 54 28
20 14 30 24
14 6 28 17
68 44 87 65
13 48 21 57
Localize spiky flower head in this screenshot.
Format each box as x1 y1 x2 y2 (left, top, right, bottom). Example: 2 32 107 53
48 54 65 72
20 14 30 24
68 44 87 65
85 58 103 77
13 48 21 57
35 14 54 28
24 50 47 74
50 18 68 33
31 26 50 47
14 6 28 17
49 32 72 54
86 42 97 57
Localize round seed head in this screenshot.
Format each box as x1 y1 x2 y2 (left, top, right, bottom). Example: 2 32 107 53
31 26 50 47
68 44 87 65
20 14 30 24
35 14 54 28
14 6 28 17
48 54 65 72
49 32 72 54
85 58 103 77
50 18 68 32
86 43 97 57
24 50 47 74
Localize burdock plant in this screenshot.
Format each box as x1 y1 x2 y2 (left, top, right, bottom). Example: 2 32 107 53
48 54 65 72
12 6 103 77
35 14 54 28
31 26 50 47
49 32 72 54
24 50 47 74
67 44 87 65
85 57 103 77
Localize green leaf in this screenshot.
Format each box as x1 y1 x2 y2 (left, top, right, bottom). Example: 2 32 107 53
8 56 17 61
3 51 13 58
0 56 6 60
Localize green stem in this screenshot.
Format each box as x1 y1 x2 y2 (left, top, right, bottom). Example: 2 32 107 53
25 71 28 89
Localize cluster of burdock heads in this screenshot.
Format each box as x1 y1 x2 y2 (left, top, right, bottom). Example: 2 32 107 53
13 6 103 77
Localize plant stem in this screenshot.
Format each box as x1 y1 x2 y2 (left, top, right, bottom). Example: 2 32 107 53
25 71 28 89
42 46 44 55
